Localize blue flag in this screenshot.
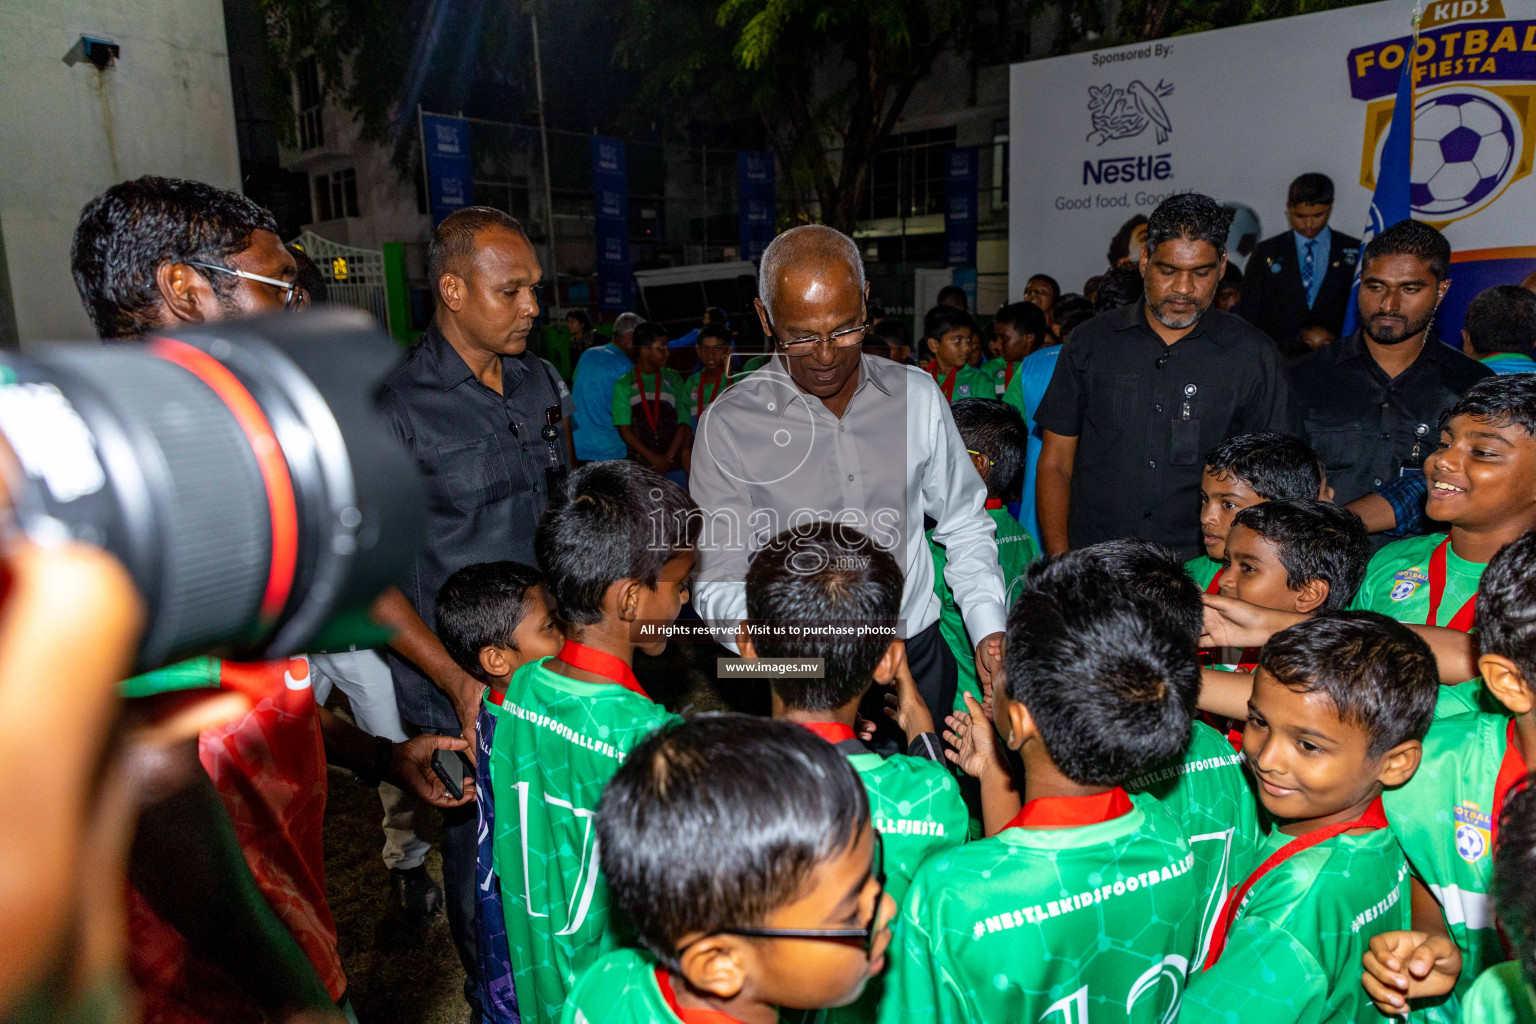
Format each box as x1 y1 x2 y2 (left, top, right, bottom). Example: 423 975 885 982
1342 46 1415 336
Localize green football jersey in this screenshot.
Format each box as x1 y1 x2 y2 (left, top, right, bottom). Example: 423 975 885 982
927 364 992 402
683 370 734 422
1382 711 1522 1008
877 794 1200 1024
827 749 968 1024
489 657 679 1024
1127 721 1261 970
1184 554 1224 592
1182 823 1412 1024
1352 533 1482 630
978 357 1017 398
1461 963 1536 1024
929 509 1039 712
560 948 687 1024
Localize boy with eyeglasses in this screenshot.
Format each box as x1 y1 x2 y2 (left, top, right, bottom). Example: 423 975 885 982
685 323 736 422
562 715 896 1024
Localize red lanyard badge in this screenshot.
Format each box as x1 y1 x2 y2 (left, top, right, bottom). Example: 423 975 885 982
696 371 725 414
637 372 665 437
1204 797 1388 969
555 641 649 699
1427 536 1477 632
924 360 958 401
1491 719 1529 852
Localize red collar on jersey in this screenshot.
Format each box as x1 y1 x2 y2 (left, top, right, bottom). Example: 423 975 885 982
655 968 748 1024
487 686 506 708
984 498 1005 510
796 721 859 745
555 641 649 699
1003 787 1134 830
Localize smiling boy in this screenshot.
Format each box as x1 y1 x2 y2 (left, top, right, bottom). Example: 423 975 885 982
1219 500 1369 616
920 306 990 402
1182 613 1437 1024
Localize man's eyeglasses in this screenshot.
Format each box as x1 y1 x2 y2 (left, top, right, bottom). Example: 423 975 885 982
770 320 872 357
676 832 886 957
188 262 303 311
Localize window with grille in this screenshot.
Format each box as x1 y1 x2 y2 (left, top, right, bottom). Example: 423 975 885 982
296 56 324 151
312 169 359 221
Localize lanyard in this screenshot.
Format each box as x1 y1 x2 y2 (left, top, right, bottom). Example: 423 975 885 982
925 360 958 401
1206 567 1224 595
797 721 858 744
1204 797 1387 969
1004 360 1017 389
636 372 665 437
555 641 649 699
1427 536 1477 632
695 370 725 414
655 968 747 1024
1491 719 1529 852
1002 787 1133 830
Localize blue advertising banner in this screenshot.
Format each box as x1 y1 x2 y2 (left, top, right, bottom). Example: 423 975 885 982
944 146 979 267
737 151 776 261
591 136 632 310
422 113 472 226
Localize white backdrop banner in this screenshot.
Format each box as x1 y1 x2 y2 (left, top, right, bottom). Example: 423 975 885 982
1009 0 1536 339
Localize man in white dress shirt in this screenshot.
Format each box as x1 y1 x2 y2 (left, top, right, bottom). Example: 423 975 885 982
690 225 1007 726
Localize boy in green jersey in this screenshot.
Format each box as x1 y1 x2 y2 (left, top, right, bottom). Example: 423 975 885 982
883 554 1203 1024
436 562 566 1024
919 306 990 402
488 461 699 1024
1183 612 1437 1024
978 301 1046 398
1218 500 1370 616
740 522 968 1023
563 716 896 1024
1455 778 1536 1023
613 321 694 478
1186 432 1330 593
1362 530 1536 1020
1351 375 1536 716
685 323 735 423
928 398 1040 714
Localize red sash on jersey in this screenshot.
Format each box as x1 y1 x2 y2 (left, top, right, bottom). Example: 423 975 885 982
696 370 725 414
797 720 859 745
1206 568 1224 595
1491 719 1529 852
1004 360 1017 389
1427 536 1477 632
636 372 665 437
984 498 1005 510
1203 797 1388 970
1002 787 1133 830
555 641 650 699
924 360 958 401
656 968 747 1024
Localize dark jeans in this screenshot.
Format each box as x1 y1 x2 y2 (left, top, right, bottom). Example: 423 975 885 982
415 721 481 1013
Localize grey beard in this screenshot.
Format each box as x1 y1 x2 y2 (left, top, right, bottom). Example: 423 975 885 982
1148 297 1208 330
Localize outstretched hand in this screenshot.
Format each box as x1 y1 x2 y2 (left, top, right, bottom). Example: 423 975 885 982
943 692 1005 781
881 657 935 743
1201 594 1305 650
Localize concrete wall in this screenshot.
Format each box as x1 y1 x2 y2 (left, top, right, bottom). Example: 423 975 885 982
0 0 241 343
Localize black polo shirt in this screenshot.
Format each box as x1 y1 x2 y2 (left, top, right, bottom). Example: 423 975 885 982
1034 301 1291 559
1289 330 1492 506
377 322 569 732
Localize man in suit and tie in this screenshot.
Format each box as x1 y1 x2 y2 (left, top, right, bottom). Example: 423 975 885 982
1238 173 1360 358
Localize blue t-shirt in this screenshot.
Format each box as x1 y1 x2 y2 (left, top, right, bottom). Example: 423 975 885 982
1002 343 1063 547
571 343 633 461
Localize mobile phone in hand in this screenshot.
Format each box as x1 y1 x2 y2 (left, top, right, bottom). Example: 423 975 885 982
431 747 473 799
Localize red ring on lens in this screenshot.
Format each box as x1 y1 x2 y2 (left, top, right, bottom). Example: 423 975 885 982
149 337 298 625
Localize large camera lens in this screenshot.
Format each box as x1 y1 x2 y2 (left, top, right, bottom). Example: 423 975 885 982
0 309 425 672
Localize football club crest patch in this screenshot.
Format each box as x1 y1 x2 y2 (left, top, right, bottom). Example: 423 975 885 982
1390 567 1429 602
1454 802 1492 863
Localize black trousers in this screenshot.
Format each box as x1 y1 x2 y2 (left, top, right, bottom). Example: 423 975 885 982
866 617 957 752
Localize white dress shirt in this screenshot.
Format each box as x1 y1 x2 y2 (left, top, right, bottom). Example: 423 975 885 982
689 352 1008 649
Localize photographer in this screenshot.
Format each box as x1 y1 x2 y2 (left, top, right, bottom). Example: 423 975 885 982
70 176 474 1023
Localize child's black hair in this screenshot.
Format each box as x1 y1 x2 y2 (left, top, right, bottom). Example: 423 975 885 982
993 301 1048 340
697 322 732 346
745 524 902 711
1075 539 1203 651
922 305 978 346
1203 431 1325 502
1474 528 1536 684
872 318 911 348
1445 373 1536 439
950 398 1027 499
1464 285 1536 357
1495 775 1536 988
1258 611 1437 757
598 714 870 971
632 320 669 349
1229 499 1369 612
434 561 543 683
535 461 699 627
1003 553 1198 785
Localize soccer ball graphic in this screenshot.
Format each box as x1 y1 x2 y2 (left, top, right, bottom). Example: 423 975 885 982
1410 91 1518 217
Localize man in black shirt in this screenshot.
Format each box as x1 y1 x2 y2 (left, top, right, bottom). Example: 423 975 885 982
1035 193 1290 560
1289 219 1490 510
374 206 569 1012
